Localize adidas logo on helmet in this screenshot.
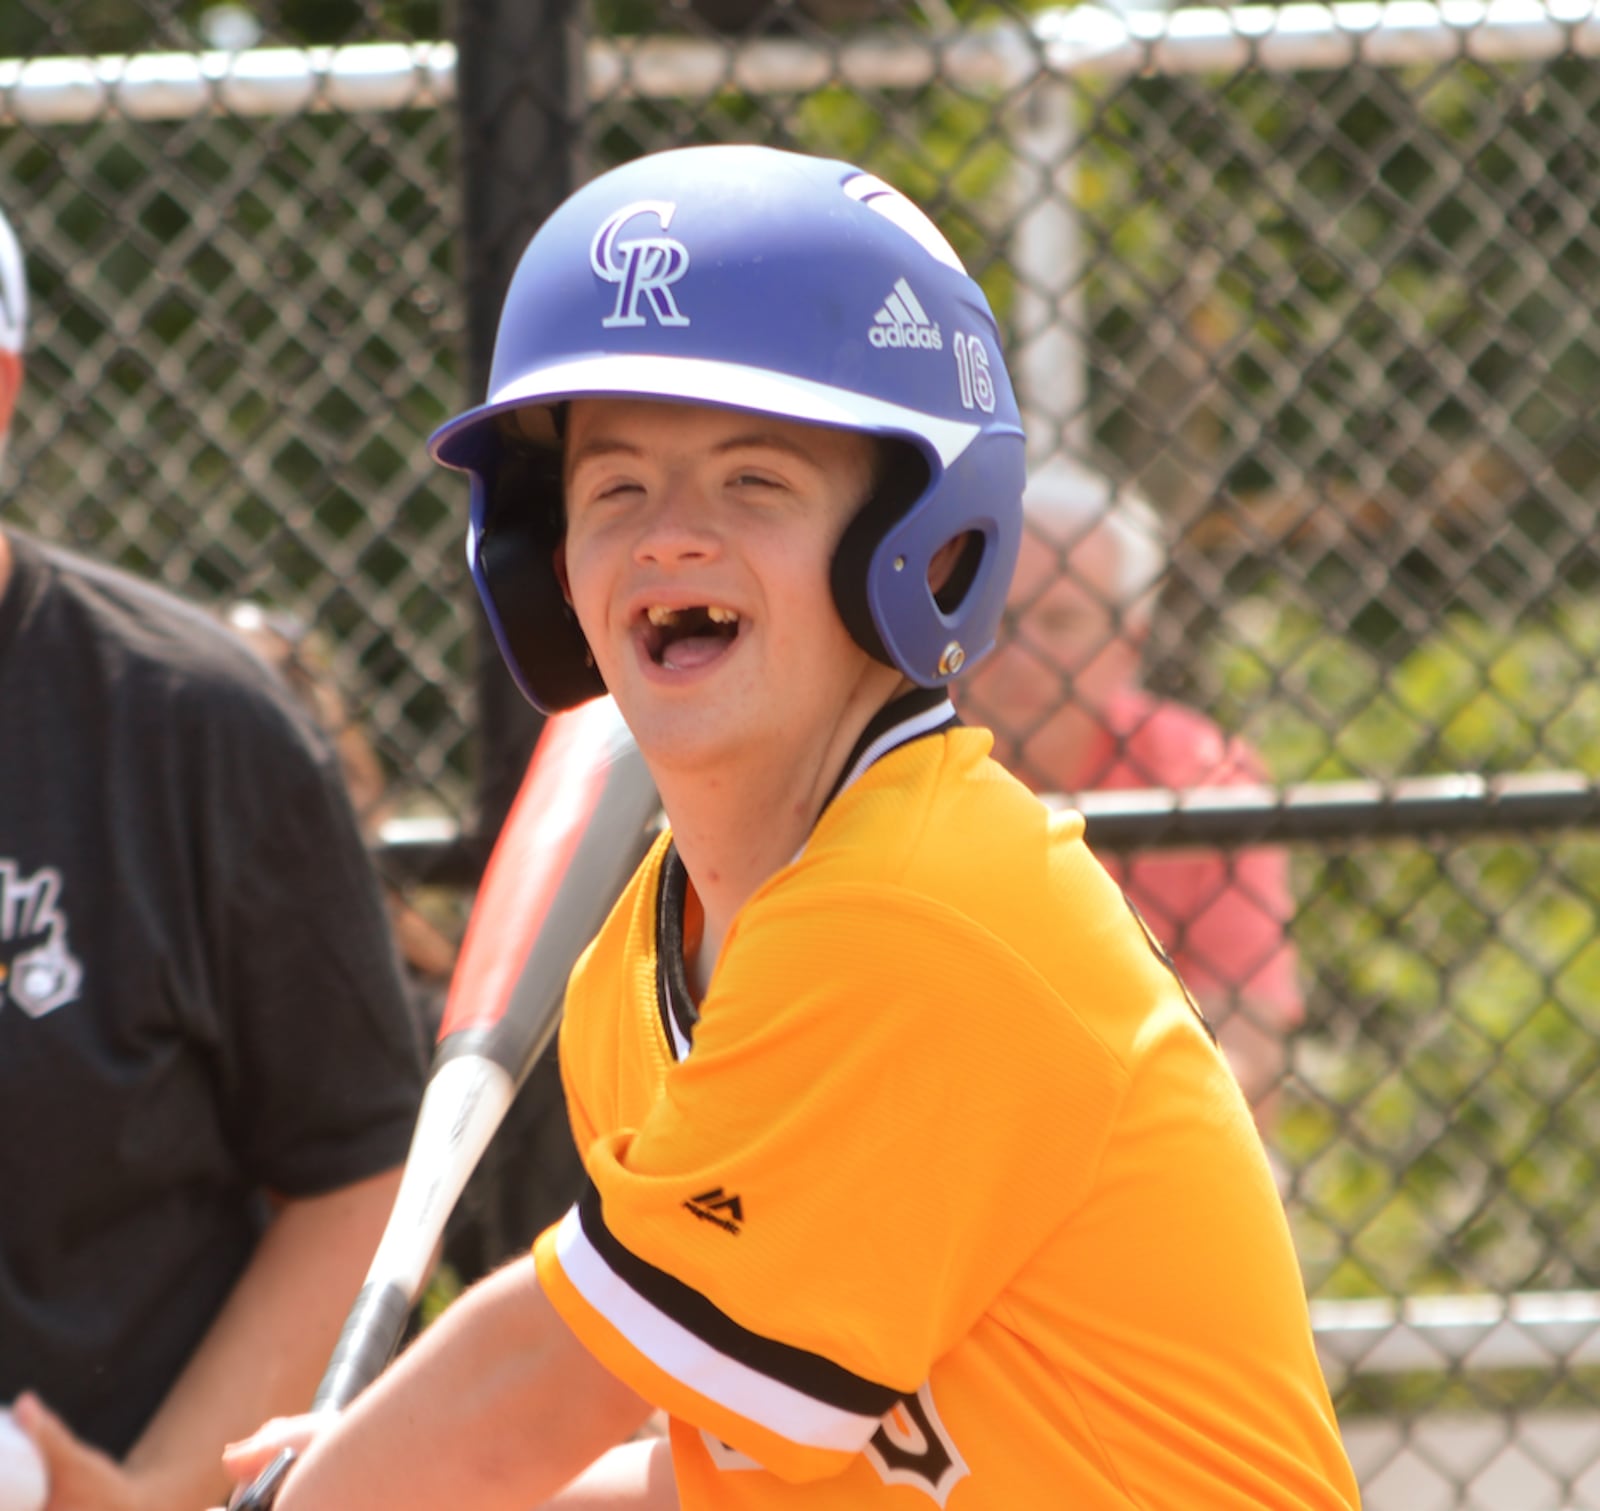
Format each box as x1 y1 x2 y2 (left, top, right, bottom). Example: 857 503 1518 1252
869 277 942 351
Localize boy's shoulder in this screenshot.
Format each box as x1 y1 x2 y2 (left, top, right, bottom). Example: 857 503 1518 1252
762 725 1194 1056
802 723 1074 894
766 726 1102 981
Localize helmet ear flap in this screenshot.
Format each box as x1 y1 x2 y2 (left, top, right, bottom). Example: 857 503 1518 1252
474 447 606 713
831 441 929 667
833 431 1024 685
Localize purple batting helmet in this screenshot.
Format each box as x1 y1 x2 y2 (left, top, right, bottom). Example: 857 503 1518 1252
430 144 1026 713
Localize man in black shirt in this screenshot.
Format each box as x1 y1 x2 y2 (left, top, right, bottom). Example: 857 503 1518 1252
0 201 425 1511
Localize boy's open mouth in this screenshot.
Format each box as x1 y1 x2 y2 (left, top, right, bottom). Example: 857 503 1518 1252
641 604 742 670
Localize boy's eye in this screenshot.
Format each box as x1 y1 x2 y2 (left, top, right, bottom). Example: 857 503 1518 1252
730 470 786 491
582 478 642 505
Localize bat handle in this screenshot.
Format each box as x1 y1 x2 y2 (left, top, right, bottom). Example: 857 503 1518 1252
227 1447 297 1510
310 1279 414 1412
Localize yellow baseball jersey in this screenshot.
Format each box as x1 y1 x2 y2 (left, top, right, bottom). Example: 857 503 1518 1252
534 692 1357 1508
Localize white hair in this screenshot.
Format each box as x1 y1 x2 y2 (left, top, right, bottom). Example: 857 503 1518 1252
1021 456 1166 629
0 206 24 356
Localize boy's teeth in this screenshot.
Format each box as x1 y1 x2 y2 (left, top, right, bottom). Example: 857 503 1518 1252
644 605 738 626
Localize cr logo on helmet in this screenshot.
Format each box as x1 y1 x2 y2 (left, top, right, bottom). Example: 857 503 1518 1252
590 200 692 330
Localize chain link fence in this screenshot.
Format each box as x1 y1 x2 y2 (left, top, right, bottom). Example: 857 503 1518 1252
5 0 1600 1502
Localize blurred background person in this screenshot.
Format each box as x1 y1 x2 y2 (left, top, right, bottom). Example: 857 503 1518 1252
960 456 1305 1137
0 199 426 1511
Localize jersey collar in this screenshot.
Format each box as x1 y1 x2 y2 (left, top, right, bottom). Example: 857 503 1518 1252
654 686 960 1061
817 685 959 815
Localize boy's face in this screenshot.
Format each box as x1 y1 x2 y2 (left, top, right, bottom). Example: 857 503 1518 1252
558 397 893 773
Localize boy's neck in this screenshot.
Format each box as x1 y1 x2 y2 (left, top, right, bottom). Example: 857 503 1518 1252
656 744 845 1003
653 676 917 1001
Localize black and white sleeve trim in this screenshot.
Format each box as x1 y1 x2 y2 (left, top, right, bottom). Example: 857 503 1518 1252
555 1185 900 1451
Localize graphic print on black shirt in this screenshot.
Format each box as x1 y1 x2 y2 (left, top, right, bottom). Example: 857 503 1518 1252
0 859 83 1017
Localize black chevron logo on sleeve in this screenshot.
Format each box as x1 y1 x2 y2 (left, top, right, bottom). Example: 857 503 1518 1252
683 1186 745 1234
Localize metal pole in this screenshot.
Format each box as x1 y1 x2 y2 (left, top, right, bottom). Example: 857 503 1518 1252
446 0 591 1281
378 768 1600 879
452 0 586 850
7 5 1600 128
1063 768 1600 850
1009 72 1090 468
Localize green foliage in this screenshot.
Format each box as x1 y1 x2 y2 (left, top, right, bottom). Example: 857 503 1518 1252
1220 597 1600 781
1076 55 1600 526
1217 599 1600 1312
418 1260 465 1327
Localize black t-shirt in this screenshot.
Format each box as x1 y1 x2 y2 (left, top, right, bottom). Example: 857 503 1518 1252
0 532 426 1455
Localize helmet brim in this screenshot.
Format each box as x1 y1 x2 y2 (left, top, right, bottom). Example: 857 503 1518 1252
429 353 982 475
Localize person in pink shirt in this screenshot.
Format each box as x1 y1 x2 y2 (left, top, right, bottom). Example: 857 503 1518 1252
960 457 1304 1135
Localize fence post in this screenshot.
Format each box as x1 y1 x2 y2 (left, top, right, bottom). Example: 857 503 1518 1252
445 0 593 1280
453 0 588 850
1009 72 1089 469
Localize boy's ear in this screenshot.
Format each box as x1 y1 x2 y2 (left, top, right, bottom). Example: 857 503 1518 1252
928 535 964 591
928 530 981 611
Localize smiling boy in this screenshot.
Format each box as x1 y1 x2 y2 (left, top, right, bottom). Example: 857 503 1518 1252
223 145 1357 1511
556 397 925 1000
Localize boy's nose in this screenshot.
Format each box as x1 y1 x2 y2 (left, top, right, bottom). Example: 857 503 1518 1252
633 479 720 565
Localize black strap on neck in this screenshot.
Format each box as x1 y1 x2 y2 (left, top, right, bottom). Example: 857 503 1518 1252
655 844 698 1057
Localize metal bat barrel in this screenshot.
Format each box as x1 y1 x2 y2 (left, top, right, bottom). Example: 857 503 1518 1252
433 695 658 1083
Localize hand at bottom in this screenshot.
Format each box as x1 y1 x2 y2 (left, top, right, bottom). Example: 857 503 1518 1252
210 1414 332 1511
11 1394 153 1511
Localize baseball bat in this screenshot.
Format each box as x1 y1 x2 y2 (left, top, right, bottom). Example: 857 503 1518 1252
230 695 658 1509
